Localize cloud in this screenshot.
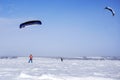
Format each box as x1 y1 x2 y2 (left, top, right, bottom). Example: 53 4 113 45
0 17 41 31
0 5 2 12
0 17 33 25
0 17 27 33
0 18 20 26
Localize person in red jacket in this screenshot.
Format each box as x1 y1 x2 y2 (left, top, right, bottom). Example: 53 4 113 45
28 54 33 63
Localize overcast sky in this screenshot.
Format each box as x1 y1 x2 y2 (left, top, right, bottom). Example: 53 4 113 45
0 0 120 57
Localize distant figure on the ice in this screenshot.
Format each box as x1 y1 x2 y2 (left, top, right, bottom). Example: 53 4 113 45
28 54 33 63
60 57 63 62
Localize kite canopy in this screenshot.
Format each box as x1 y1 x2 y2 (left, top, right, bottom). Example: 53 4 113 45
105 6 115 16
20 20 42 29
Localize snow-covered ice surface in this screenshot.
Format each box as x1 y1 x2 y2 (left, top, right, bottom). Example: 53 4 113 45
0 57 120 80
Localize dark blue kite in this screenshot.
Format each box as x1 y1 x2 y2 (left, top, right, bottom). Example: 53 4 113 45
20 20 42 29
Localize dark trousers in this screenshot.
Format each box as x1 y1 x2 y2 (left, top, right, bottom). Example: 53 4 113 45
28 59 32 63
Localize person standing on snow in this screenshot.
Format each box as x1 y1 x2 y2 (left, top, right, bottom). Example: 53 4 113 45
28 54 33 63
60 57 63 62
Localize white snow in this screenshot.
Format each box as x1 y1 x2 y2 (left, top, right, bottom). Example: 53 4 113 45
0 57 120 80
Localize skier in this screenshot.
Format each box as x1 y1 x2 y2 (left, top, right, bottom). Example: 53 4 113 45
28 54 33 63
61 57 63 62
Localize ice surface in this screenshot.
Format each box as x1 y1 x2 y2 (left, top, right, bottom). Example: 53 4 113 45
0 57 120 80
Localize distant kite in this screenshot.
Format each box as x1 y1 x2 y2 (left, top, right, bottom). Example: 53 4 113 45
20 20 42 29
105 6 115 16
